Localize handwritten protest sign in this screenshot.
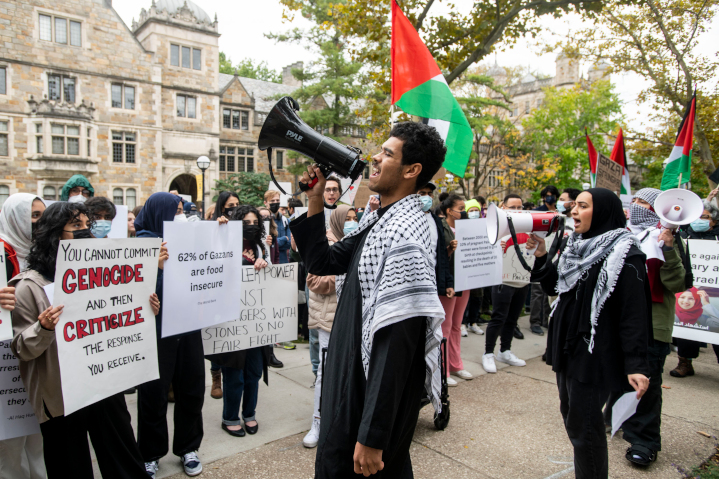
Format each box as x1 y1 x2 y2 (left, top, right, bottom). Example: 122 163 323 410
501 234 556 285
0 342 40 440
595 153 623 192
672 239 719 345
202 264 298 354
453 219 502 292
162 221 245 337
0 243 11 341
51 238 161 415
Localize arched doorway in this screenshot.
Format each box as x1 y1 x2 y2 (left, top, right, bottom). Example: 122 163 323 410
169 174 198 202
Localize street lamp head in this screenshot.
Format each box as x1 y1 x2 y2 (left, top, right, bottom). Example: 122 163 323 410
197 155 211 171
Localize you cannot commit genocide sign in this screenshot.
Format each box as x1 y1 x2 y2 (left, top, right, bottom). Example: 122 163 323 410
202 264 298 354
595 153 623 193
162 221 245 337
52 238 161 415
453 219 502 292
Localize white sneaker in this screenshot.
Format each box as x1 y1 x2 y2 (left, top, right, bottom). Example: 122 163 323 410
469 324 484 335
303 417 321 448
495 350 526 367
181 451 202 476
461 324 468 337
446 376 458 387
451 369 473 380
145 461 159 479
482 353 497 373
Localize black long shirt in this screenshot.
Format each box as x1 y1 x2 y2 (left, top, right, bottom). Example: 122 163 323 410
290 210 426 479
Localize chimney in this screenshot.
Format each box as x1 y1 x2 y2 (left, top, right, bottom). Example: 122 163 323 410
282 62 303 87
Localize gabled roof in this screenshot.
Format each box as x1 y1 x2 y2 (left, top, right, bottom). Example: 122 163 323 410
219 73 297 112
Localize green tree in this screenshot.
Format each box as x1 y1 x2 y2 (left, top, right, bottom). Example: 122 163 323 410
218 52 282 83
212 172 271 207
518 80 624 193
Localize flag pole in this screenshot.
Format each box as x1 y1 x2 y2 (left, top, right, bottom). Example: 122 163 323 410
678 173 682 189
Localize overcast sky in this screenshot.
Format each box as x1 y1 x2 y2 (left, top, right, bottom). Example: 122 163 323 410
114 0 715 133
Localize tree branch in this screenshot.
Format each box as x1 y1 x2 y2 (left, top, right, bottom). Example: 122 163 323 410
415 0 435 32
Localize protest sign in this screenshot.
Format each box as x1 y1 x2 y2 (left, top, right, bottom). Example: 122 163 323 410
672 239 719 345
620 194 633 213
595 153 623 192
453 219 502 292
0 342 40 440
51 238 161 415
501 234 556 285
264 220 271 259
202 264 298 354
162 221 245 337
0 243 11 341
340 176 363 205
108 205 128 239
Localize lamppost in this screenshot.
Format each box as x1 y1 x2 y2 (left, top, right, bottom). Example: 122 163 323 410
196 155 210 214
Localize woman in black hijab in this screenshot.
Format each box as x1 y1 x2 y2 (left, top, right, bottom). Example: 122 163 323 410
527 188 651 479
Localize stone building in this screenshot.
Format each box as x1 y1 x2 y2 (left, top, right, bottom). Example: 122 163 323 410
0 0 374 210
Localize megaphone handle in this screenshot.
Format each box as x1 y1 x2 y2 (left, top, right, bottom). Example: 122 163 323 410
266 147 288 195
507 217 533 273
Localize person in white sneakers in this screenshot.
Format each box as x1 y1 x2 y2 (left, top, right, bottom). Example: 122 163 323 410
482 194 530 374
302 206 357 448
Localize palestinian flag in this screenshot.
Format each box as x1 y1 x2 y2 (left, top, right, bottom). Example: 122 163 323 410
610 128 631 194
391 0 472 177
661 93 696 190
586 129 597 187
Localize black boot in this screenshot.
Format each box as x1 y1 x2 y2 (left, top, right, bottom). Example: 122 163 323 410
513 326 524 340
269 352 284 368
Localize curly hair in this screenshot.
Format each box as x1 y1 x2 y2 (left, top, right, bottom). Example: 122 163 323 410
390 122 447 189
27 202 92 279
85 196 117 220
231 205 266 259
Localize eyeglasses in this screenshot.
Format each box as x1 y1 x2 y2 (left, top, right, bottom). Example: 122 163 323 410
325 188 340 194
700 214 712 220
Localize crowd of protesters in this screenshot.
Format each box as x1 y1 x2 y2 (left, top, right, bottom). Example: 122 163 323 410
1 142 718 479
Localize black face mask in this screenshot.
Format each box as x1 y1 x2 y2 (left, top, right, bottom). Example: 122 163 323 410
243 225 260 240
223 207 237 218
545 195 557 205
460 211 468 220
269 203 280 214
72 228 94 239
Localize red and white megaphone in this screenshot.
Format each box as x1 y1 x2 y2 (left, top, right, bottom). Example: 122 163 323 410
654 188 704 230
486 203 562 255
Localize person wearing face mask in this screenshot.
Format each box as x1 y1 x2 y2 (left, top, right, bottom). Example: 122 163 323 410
263 190 291 264
302 205 354 448
459 199 485 336
134 193 204 479
212 191 240 221
0 193 47 479
183 201 201 222
528 188 651 479
10 201 160 479
84 196 116 239
533 185 559 212
556 188 580 217
439 194 472 387
207 206 272 440
59 174 94 203
671 200 719 378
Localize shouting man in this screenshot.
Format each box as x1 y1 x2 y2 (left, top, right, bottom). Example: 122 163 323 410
290 122 446 478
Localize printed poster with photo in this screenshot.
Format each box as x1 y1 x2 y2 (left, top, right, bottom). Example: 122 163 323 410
672 239 719 345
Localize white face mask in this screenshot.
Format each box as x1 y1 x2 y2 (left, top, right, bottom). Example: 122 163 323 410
68 194 87 204
174 213 188 222
467 210 480 219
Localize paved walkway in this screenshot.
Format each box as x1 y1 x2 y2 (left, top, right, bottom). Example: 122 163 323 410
103 315 719 478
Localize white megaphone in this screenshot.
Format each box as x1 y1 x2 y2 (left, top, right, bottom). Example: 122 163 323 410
654 188 704 230
486 204 561 255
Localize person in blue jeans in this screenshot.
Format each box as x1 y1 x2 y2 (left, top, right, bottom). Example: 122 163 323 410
208 205 271 437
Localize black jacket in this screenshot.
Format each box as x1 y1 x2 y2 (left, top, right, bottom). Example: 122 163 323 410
430 212 454 295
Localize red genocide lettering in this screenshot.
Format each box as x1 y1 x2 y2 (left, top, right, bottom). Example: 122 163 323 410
62 264 144 294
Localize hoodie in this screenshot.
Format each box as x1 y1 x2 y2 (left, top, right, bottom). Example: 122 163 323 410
59 174 95 201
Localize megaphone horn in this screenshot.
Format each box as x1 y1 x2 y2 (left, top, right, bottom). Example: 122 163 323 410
486 204 561 246
654 188 704 230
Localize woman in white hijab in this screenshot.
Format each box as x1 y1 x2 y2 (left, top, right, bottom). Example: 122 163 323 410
0 193 46 479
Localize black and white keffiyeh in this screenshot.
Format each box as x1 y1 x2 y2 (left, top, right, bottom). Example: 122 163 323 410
551 228 640 353
629 188 661 232
337 194 446 412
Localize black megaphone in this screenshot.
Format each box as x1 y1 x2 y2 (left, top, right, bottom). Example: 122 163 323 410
258 97 367 208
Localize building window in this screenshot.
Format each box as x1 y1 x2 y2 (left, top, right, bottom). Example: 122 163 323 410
0 185 8 208
276 150 284 169
0 67 5 95
39 14 81 46
525 101 530 114
126 188 136 209
35 123 43 154
219 146 254 176
177 95 196 118
536 98 542 108
111 84 135 109
363 164 370 179
255 112 267 125
48 74 75 103
170 44 202 70
223 108 249 130
113 188 124 204
193 49 201 70
171 44 179 66
51 124 79 155
487 170 500 188
0 121 7 157
512 108 518 117
112 132 136 163
43 186 57 201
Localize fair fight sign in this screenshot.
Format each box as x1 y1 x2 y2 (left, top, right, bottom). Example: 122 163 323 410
202 264 298 354
162 221 245 337
0 341 41 440
0 243 11 341
51 238 162 415
453 219 502 292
